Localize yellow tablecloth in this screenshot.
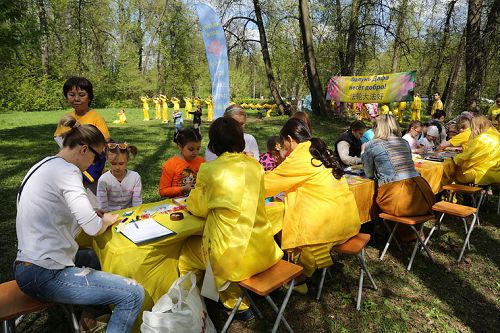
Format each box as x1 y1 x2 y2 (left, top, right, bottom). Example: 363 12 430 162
415 159 455 193
78 199 204 331
345 175 377 223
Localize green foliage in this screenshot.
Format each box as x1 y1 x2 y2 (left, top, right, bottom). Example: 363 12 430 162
0 68 62 112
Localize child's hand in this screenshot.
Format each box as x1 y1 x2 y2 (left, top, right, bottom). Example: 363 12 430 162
181 183 194 194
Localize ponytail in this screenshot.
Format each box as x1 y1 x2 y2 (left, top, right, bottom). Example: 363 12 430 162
309 138 344 180
59 115 105 148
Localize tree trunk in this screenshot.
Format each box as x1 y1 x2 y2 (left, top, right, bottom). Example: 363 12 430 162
298 0 327 116
253 0 287 115
426 0 456 114
36 0 49 75
391 0 409 72
137 8 143 73
343 0 361 75
443 29 466 117
77 0 84 74
465 0 500 112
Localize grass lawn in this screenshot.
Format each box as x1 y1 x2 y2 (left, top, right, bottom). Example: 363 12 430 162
0 108 498 332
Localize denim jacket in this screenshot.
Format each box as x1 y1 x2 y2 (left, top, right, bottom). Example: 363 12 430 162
361 136 419 186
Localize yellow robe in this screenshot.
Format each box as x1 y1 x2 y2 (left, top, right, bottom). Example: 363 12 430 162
448 128 471 150
153 97 161 119
113 112 127 124
185 152 283 289
488 104 500 118
264 141 361 250
381 104 390 115
205 98 213 121
411 96 422 121
184 97 193 120
159 95 169 123
453 127 500 185
140 97 150 121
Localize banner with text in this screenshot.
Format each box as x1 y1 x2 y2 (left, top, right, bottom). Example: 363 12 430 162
326 71 416 103
196 3 230 119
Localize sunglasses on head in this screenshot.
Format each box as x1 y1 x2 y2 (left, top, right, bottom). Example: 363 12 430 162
81 143 104 163
107 142 129 151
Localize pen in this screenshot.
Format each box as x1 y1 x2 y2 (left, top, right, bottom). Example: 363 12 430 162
132 220 139 229
120 217 129 223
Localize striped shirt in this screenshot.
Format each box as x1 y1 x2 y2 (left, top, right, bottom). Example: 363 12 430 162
97 170 142 212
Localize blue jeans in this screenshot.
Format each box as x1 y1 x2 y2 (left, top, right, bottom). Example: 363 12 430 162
14 252 145 333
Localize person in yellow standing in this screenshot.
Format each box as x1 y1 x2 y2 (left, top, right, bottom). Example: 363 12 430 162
398 101 407 122
380 103 390 115
184 97 193 120
453 116 500 185
153 96 161 120
488 93 500 120
170 97 181 120
159 94 169 123
140 96 150 121
54 77 110 194
179 117 282 318
431 92 443 116
205 96 214 121
264 118 361 293
411 93 422 120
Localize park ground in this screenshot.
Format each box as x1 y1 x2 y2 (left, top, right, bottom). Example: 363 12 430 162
0 108 498 332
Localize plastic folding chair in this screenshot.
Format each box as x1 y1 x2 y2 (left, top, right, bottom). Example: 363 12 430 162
425 201 477 262
379 213 435 271
221 260 303 333
442 184 485 224
316 233 377 310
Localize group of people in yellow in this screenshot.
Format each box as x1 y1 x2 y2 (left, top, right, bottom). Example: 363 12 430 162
335 91 446 124
139 96 214 123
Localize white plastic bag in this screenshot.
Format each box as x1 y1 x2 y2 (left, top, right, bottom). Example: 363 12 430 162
141 272 216 333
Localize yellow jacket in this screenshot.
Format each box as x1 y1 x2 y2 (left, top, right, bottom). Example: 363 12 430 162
448 128 471 150
453 127 500 185
187 153 282 289
264 141 361 250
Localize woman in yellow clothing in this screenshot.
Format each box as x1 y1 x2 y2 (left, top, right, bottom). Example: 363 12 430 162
170 96 180 116
411 93 422 120
184 97 193 120
112 109 127 124
453 116 500 185
159 94 169 123
205 96 213 121
152 96 161 119
264 118 361 284
54 77 110 193
140 96 150 121
380 104 390 115
179 117 282 316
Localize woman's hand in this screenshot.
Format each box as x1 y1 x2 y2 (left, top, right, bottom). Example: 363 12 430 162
97 213 119 235
181 182 194 194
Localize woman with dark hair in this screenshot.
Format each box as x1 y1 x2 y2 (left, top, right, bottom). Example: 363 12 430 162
264 118 361 292
54 77 110 193
15 116 144 333
178 117 282 318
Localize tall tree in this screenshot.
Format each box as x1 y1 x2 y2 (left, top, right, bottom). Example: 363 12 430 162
299 0 327 115
253 0 287 115
36 0 49 75
391 0 409 72
426 0 456 114
442 29 466 117
465 0 499 112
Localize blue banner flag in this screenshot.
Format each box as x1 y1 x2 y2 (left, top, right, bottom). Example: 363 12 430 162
196 3 230 120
